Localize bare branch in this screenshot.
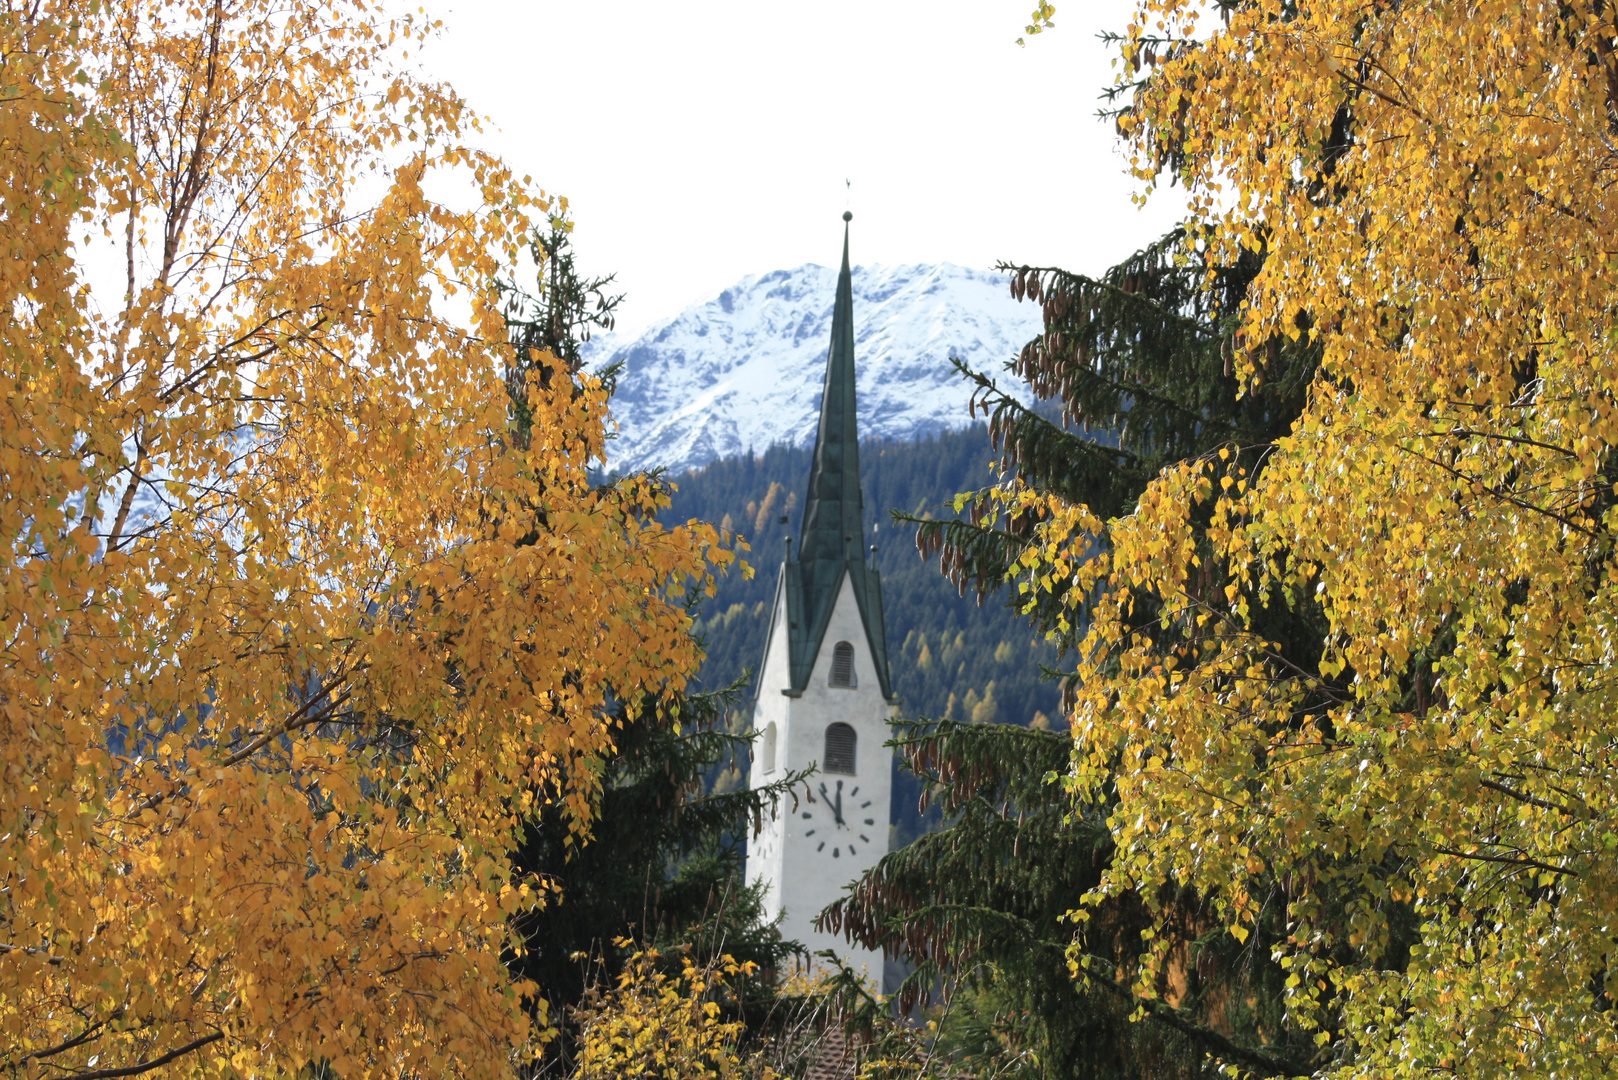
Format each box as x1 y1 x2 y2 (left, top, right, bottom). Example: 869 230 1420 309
54 1032 223 1080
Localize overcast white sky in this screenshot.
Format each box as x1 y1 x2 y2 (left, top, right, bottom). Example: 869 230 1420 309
414 0 1184 338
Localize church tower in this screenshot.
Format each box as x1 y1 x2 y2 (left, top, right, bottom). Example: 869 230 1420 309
746 214 897 984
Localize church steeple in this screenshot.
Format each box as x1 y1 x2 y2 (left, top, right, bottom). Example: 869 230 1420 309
782 213 896 702
745 213 897 985
797 213 864 573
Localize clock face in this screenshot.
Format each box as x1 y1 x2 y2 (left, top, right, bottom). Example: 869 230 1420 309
798 777 878 860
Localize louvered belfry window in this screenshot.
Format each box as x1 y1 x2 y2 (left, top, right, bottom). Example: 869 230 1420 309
824 722 856 774
761 722 778 774
829 640 856 687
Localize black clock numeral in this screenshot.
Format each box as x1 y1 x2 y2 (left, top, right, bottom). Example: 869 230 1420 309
859 834 869 843
805 829 816 836
802 812 812 819
832 847 840 857
860 801 871 809
863 818 874 826
851 787 860 796
849 845 857 855
817 841 825 852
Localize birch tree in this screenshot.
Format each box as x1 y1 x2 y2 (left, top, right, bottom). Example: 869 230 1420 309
1 4 728 1079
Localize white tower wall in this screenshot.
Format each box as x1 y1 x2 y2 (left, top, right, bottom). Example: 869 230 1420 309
746 572 892 986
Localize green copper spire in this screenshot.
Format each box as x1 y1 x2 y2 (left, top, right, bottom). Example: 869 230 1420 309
797 213 864 572
780 213 896 702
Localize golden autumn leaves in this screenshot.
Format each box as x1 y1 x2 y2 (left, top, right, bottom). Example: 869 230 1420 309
989 0 1618 1075
2 3 729 1080
571 946 772 1080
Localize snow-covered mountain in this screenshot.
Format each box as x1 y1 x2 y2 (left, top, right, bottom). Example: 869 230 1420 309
589 262 1042 476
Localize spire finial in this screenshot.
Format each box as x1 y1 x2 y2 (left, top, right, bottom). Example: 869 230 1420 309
843 210 852 222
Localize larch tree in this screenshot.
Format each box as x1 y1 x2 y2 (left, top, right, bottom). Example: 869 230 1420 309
997 0 1618 1076
0 4 728 1080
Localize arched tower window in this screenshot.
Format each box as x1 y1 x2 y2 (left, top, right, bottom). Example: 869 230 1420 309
761 722 778 774
829 641 856 688
824 722 856 774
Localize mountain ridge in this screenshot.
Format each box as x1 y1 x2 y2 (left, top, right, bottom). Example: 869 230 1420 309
588 261 1043 475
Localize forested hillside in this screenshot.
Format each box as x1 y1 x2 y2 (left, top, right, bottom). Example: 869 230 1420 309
665 424 1063 843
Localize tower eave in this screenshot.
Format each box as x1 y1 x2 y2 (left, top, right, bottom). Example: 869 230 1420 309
785 560 896 701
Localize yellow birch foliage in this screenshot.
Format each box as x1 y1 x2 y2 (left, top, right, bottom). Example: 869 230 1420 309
571 946 771 1080
1006 0 1618 1074
0 4 727 1080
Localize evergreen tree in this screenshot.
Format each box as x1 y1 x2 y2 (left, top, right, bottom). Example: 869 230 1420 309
508 683 807 1076
502 215 625 447
823 232 1329 1079
496 223 806 1075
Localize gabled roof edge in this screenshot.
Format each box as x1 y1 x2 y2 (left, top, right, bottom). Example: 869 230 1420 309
786 560 897 702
